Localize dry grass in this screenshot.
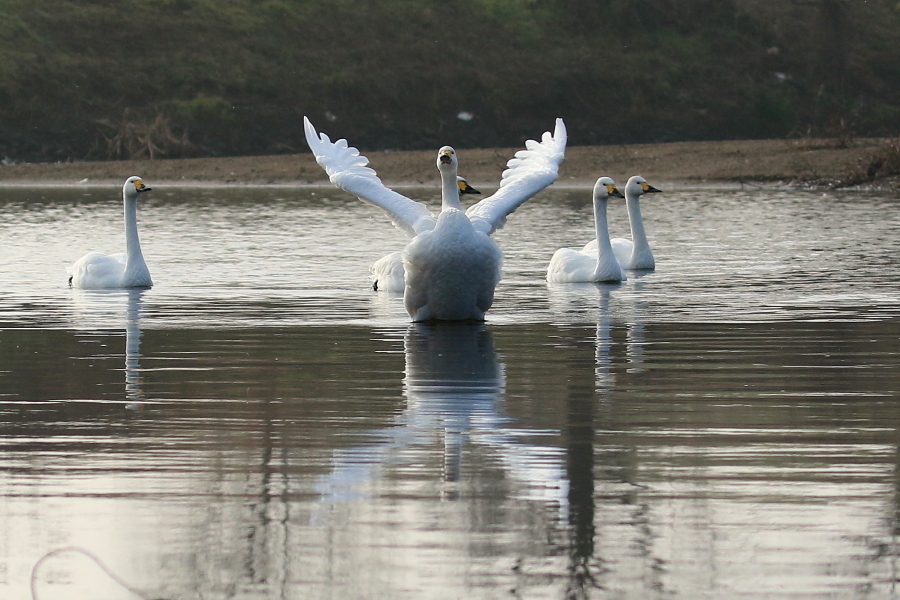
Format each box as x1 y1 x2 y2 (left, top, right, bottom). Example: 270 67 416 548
95 110 193 160
832 138 900 188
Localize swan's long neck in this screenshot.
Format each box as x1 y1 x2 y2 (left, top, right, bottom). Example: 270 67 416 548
123 195 151 286
625 192 650 255
440 167 462 210
124 196 144 263
593 196 614 254
593 195 621 280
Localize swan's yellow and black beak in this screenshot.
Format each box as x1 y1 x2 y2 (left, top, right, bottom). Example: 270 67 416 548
458 178 480 195
439 149 454 165
606 184 624 198
641 182 661 194
134 180 152 193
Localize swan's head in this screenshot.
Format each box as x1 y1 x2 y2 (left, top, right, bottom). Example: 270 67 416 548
625 175 661 197
593 176 624 200
457 176 480 196
124 176 152 197
437 146 458 172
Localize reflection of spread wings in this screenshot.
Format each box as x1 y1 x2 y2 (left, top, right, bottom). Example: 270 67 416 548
304 117 435 237
466 118 567 236
312 325 569 512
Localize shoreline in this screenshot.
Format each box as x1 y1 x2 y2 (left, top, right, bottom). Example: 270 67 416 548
0 137 893 189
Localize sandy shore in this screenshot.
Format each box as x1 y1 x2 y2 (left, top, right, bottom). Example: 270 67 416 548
0 137 889 188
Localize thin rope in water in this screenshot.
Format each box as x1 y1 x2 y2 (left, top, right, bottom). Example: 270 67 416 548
31 546 151 600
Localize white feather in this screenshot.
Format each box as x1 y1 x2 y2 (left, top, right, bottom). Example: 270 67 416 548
610 175 661 270
546 177 627 283
466 118 567 235
68 176 153 289
304 117 434 237
305 118 567 321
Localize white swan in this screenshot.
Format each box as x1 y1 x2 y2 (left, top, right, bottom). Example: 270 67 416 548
305 117 567 321
68 176 153 289
546 177 627 283
371 176 480 292
610 175 661 270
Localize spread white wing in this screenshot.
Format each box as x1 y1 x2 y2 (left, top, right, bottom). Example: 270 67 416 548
304 117 435 237
466 118 567 236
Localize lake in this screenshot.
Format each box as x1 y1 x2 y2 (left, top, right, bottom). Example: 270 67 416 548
1 182 898 599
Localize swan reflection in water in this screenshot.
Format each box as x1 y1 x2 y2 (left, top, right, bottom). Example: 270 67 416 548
548 278 662 595
123 289 145 402
624 275 648 374
593 284 615 394
547 281 623 393
547 274 649 387
314 324 568 509
69 288 147 403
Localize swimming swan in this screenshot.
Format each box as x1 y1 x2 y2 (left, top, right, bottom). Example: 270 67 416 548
68 176 153 289
610 175 661 270
546 177 627 283
371 176 480 292
305 117 567 321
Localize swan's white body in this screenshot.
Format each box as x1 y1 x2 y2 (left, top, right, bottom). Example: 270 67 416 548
403 206 500 321
610 175 661 270
370 251 406 292
305 117 567 321
371 176 480 292
68 176 153 289
547 177 627 283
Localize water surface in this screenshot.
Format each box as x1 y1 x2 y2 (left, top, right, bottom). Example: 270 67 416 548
1 184 898 599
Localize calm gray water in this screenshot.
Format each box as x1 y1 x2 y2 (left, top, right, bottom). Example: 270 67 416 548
1 183 899 599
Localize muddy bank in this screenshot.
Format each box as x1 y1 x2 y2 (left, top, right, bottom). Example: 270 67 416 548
0 137 891 188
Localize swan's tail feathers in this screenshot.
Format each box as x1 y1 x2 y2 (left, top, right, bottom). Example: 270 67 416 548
465 118 567 236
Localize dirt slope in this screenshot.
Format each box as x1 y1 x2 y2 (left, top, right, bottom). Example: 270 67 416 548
0 138 890 188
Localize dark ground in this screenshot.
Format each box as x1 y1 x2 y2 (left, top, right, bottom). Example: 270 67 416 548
0 138 895 190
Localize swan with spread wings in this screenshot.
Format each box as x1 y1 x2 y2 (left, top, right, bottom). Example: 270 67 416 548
304 117 566 321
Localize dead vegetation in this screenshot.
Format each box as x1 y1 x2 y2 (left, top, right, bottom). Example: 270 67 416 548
94 109 193 160
2 1 899 162
830 138 900 188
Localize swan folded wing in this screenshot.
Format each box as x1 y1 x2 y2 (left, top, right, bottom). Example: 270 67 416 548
466 118 567 236
304 116 435 237
71 252 126 288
